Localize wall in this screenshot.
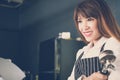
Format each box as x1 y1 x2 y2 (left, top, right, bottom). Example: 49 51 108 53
0 31 19 61
18 0 120 79
0 7 19 30
0 6 20 63
19 0 80 77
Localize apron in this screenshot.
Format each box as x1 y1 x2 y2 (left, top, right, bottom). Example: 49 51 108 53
74 43 106 80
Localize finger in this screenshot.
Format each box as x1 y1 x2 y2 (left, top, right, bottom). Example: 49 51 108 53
91 72 107 80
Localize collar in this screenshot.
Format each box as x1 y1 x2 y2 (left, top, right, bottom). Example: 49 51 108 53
84 37 109 51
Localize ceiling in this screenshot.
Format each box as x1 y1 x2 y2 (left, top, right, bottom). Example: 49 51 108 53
0 0 37 31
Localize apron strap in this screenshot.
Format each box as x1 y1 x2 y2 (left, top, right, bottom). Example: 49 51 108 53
100 43 106 52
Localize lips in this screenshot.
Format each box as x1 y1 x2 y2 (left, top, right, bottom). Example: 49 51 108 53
82 31 92 37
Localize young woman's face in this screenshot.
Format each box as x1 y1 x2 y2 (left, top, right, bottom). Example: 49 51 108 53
78 15 101 43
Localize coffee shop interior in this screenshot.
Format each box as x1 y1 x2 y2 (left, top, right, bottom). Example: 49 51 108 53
0 0 119 80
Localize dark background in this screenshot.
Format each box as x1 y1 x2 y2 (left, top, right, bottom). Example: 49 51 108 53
0 0 120 79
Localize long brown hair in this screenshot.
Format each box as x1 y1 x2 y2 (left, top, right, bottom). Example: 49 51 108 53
74 0 120 43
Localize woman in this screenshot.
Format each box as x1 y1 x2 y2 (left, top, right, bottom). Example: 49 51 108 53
68 0 120 80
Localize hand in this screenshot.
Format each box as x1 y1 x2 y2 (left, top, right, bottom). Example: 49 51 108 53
82 72 108 80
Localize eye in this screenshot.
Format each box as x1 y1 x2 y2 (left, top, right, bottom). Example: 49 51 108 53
87 17 94 21
77 19 82 23
77 20 82 23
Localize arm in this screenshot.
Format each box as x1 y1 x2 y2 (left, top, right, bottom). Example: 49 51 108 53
67 66 75 80
67 65 84 80
104 37 120 80
68 49 85 80
108 53 120 80
82 72 108 80
80 37 120 80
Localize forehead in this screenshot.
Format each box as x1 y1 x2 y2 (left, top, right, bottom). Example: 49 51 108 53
77 15 84 20
77 12 97 20
75 8 99 20
77 12 87 18
77 13 89 20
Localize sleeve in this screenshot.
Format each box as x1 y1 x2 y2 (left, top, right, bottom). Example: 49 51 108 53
67 66 83 80
67 66 75 80
67 48 84 80
104 38 120 80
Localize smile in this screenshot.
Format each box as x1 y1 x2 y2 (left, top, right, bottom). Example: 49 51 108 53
83 31 92 37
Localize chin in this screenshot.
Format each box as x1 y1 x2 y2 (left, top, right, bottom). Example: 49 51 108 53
85 39 91 42
85 38 92 42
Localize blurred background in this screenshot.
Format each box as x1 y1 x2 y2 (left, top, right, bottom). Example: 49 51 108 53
0 0 120 80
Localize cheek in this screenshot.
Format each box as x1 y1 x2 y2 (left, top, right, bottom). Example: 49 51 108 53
91 23 98 31
93 27 101 38
78 26 82 33
78 24 82 31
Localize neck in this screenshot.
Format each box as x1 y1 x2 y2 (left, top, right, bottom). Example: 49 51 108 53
92 36 102 46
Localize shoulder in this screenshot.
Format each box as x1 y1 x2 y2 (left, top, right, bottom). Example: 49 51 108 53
76 45 88 59
105 37 120 48
107 37 120 43
104 37 120 56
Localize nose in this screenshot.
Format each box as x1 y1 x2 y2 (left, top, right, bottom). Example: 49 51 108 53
82 21 89 30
